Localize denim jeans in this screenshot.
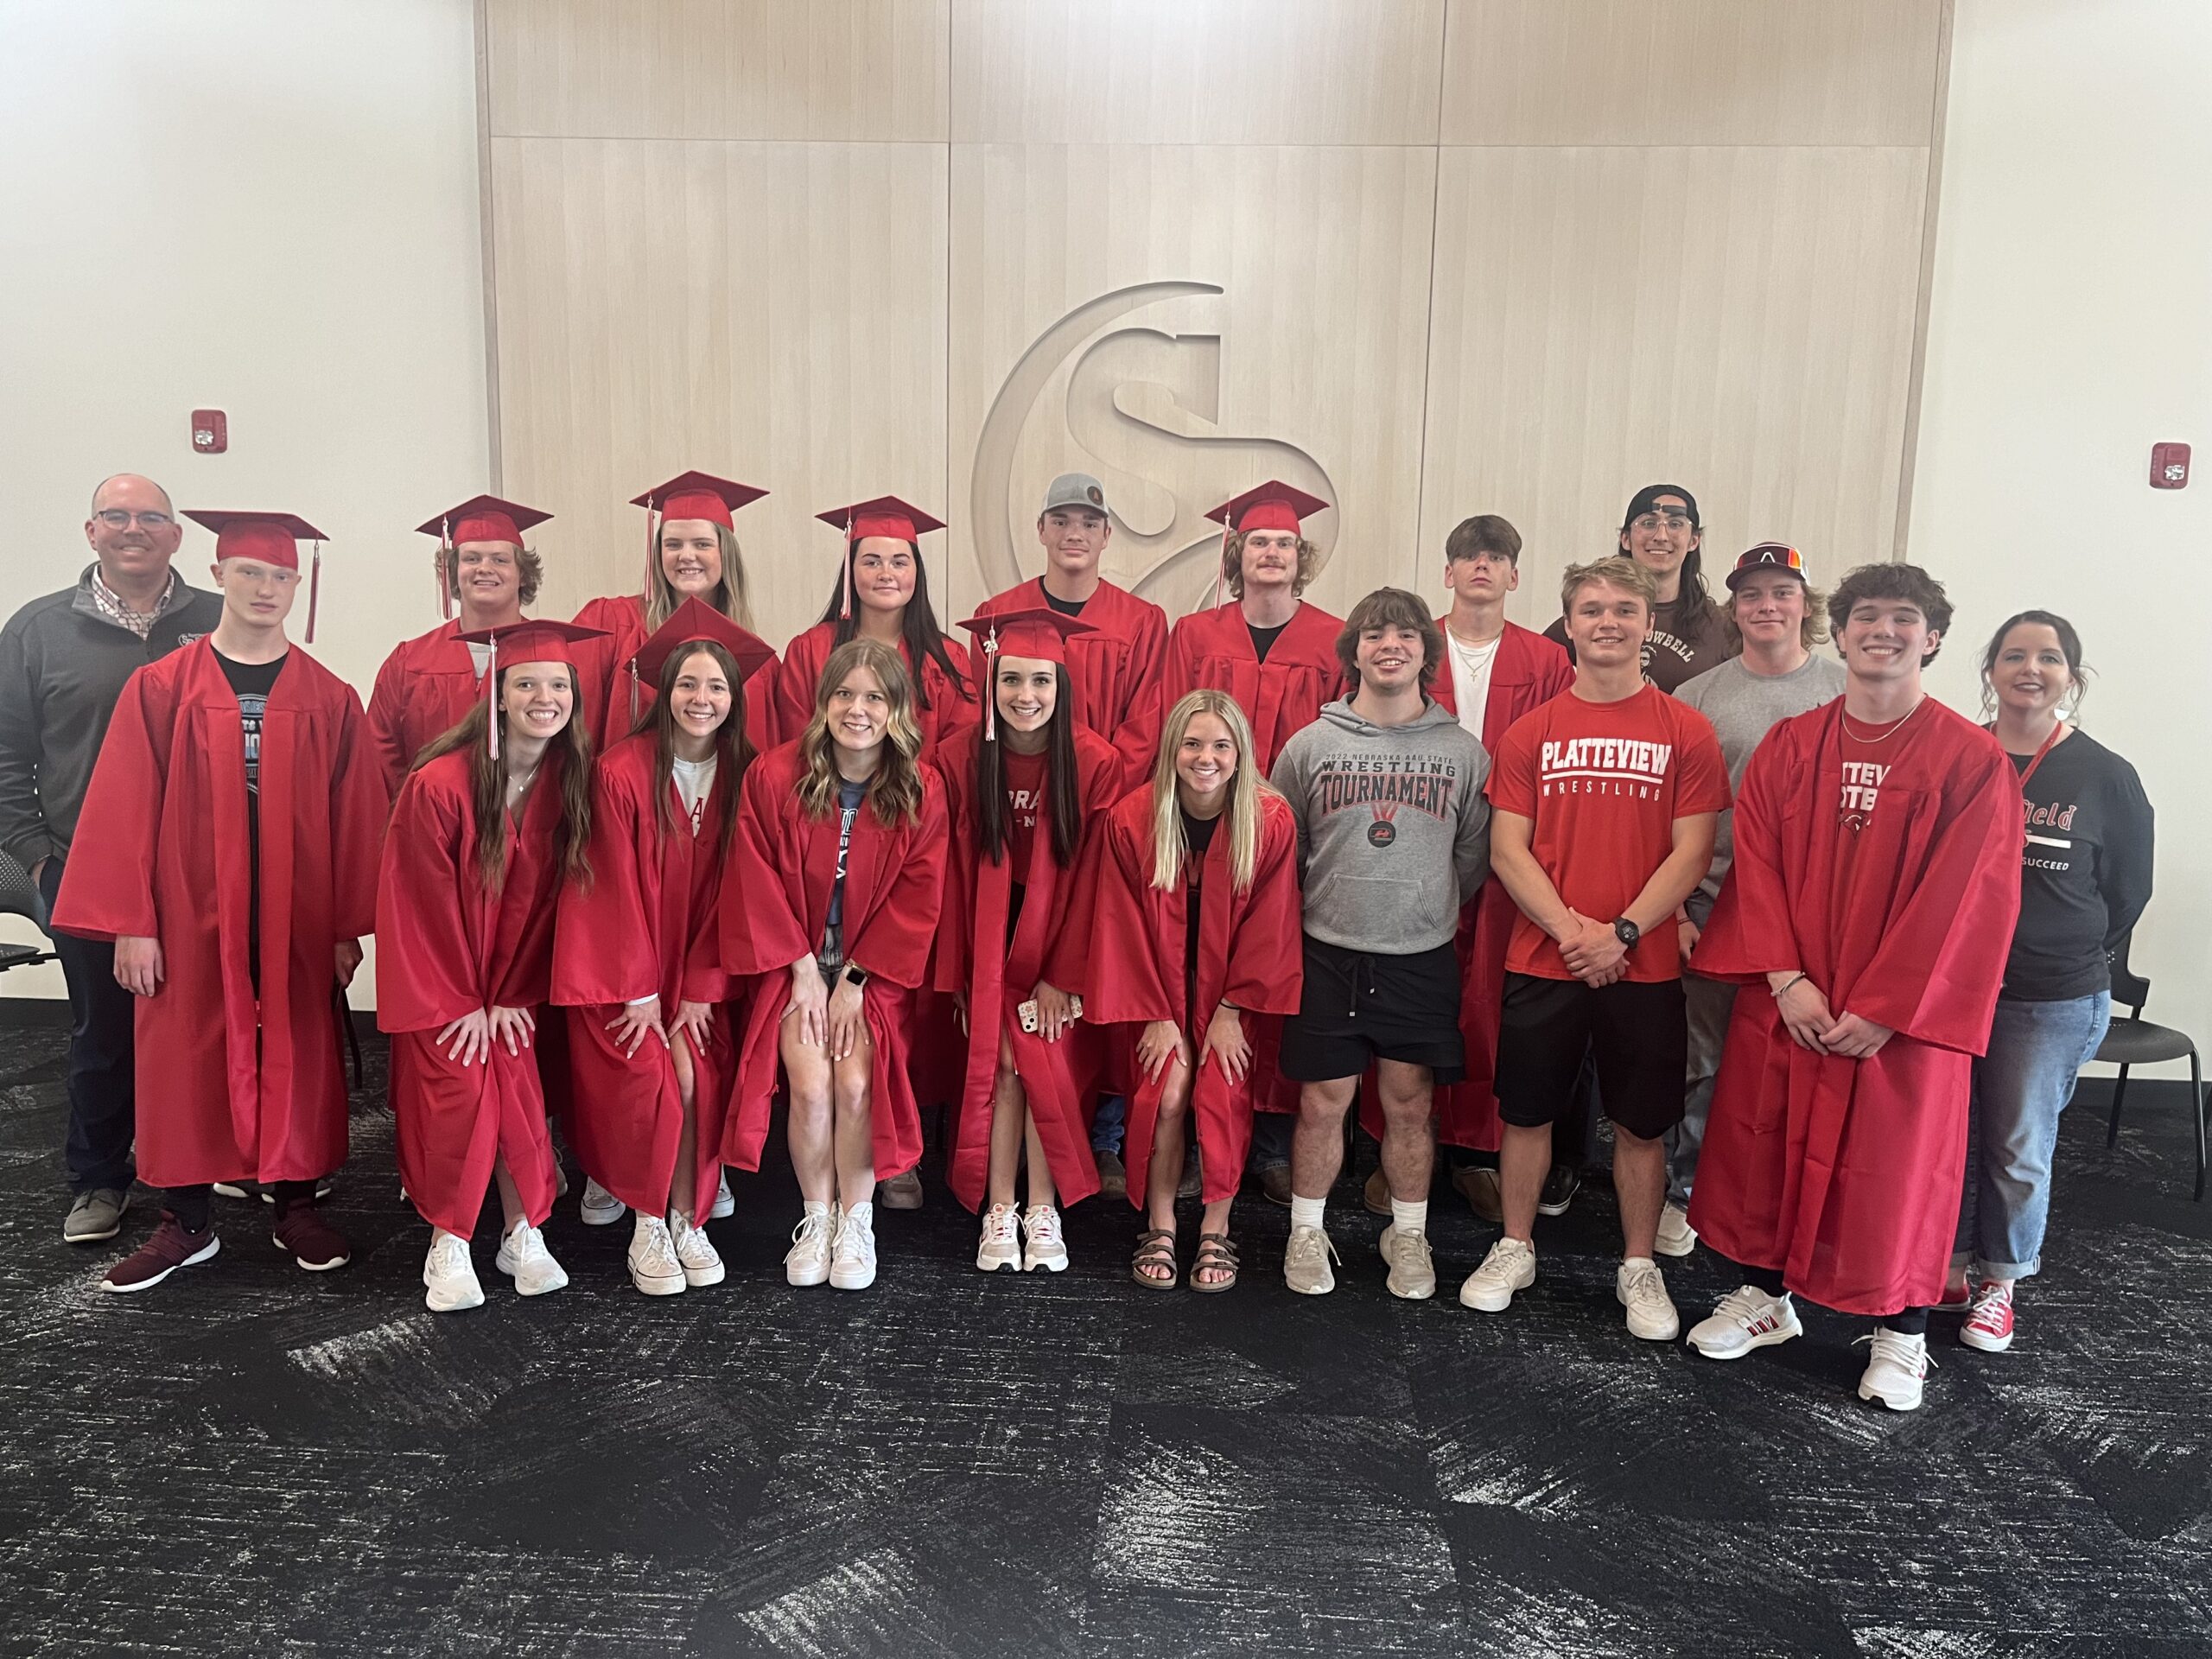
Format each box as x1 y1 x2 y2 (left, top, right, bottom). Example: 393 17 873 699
1665 969 1735 1208
40 856 138 1193
1957 989 2111 1281
1090 1092 1127 1157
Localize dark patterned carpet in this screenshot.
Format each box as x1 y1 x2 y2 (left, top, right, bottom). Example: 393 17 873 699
1 1016 2207 1658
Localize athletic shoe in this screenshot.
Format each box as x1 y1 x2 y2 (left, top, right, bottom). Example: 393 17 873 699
271 1206 352 1272
257 1177 334 1204
1258 1164 1294 1206
830 1204 878 1290
1687 1284 1802 1358
1536 1165 1580 1217
63 1187 130 1244
423 1232 485 1313
1452 1164 1503 1224
1282 1225 1340 1296
785 1205 836 1287
668 1211 725 1288
580 1177 626 1227
1936 1274 1973 1310
1856 1328 1933 1411
493 1220 568 1296
976 1203 1022 1272
1655 1202 1698 1258
626 1215 687 1296
212 1181 250 1200
1362 1167 1392 1218
709 1172 735 1220
101 1215 219 1294
1960 1281 2016 1353
1378 1224 1436 1300
1459 1236 1536 1312
880 1170 924 1211
1021 1205 1069 1274
1095 1149 1127 1202
1616 1257 1680 1340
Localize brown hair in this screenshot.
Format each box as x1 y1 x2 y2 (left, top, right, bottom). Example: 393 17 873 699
1560 556 1656 614
811 538 970 715
415 673 594 893
1979 609 2090 718
440 540 544 608
1337 588 1445 692
1827 563 1955 664
1222 531 1319 600
633 639 757 857
1445 514 1522 567
795 638 927 826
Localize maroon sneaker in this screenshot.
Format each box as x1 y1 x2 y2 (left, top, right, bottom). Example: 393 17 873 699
102 1214 221 1294
271 1205 352 1272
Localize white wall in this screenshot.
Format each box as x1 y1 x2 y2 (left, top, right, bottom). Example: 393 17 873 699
0 0 487 998
1911 0 2212 1049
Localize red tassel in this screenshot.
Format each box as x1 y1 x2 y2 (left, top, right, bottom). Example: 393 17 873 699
841 510 855 620
627 661 639 728
438 518 453 621
307 542 321 644
1212 523 1230 612
486 633 499 760
643 499 659 600
982 621 997 741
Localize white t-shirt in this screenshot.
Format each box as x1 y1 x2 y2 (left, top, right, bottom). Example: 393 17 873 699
1446 629 1503 741
467 640 494 677
671 754 718 836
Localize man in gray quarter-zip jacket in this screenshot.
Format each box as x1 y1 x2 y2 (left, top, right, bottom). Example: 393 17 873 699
1268 588 1490 1301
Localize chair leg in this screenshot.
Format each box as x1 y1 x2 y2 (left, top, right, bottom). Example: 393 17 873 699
2191 1049 2205 1204
2106 1065 2132 1147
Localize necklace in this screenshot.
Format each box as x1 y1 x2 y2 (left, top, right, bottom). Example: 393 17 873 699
1841 696 1925 744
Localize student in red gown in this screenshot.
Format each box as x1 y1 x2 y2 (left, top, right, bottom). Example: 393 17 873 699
553 600 773 1298
722 638 950 1292
773 496 976 765
366 494 553 799
1053 690 1303 1292
934 607 1121 1274
55 511 383 1292
1686 563 2022 1413
573 471 779 753
378 620 601 1313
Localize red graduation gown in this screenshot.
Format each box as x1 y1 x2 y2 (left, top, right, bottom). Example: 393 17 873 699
1162 600 1346 773
719 742 950 1180
1360 620 1574 1149
1050 788 1303 1205
573 593 780 756
772 622 976 765
376 748 567 1238
979 578 1170 791
1688 700 2022 1316
365 619 481 801
53 639 383 1187
931 726 1121 1212
551 734 739 1224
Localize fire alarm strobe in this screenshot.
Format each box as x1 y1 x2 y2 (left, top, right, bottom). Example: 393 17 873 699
191 410 227 454
2150 442 2189 489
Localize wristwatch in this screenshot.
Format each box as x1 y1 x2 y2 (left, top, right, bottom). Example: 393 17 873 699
843 963 870 988
1612 918 1641 950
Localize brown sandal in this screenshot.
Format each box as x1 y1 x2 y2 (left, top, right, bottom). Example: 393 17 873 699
1190 1231 1240 1294
1130 1229 1179 1290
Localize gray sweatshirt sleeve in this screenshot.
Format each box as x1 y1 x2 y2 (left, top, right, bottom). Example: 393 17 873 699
1268 735 1314 879
1453 741 1492 908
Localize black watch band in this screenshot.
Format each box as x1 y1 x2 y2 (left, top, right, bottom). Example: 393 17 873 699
1612 918 1641 950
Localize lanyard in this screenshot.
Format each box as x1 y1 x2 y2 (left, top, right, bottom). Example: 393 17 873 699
2014 722 2065 795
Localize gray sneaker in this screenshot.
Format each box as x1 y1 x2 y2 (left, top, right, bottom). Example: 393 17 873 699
1378 1224 1436 1300
64 1187 130 1244
1283 1224 1340 1296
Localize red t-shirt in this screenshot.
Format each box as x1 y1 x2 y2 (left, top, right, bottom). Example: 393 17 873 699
1003 747 1047 873
1486 684 1731 982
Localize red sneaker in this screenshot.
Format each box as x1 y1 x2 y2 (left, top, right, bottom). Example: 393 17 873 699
272 1205 352 1272
102 1213 221 1294
1961 1281 2016 1352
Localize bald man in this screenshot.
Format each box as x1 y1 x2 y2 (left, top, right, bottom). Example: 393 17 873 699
0 474 222 1243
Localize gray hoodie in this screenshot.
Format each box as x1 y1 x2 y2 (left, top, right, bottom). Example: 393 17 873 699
1268 696 1491 956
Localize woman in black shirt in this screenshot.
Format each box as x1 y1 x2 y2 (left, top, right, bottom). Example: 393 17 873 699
1953 612 2152 1354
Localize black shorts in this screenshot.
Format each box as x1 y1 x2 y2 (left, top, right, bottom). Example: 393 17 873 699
1280 937 1465 1085
1493 972 1687 1141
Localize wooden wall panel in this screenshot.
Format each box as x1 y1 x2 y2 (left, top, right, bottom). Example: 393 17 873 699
946 143 1439 623
1443 0 1942 147
486 0 949 141
488 137 948 644
1418 144 1931 626
950 0 1445 145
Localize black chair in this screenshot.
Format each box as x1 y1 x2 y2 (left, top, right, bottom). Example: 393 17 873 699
0 850 57 976
2095 929 2204 1202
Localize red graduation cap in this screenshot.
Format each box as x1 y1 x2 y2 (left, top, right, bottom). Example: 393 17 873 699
626 596 778 723
815 494 946 619
184 511 330 643
954 606 1095 739
1200 480 1330 608
630 471 767 530
456 619 607 760
415 494 552 620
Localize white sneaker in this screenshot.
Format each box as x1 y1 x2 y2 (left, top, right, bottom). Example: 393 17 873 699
493 1219 569 1297
1655 1202 1698 1257
830 1202 877 1290
1378 1224 1437 1300
976 1203 1021 1273
669 1211 725 1287
1616 1256 1680 1340
423 1231 484 1313
709 1171 735 1220
580 1177 626 1227
213 1180 249 1200
1459 1236 1536 1312
785 1204 836 1287
1687 1284 1802 1358
1856 1327 1933 1412
1283 1225 1339 1295
626 1214 687 1296
1021 1205 1069 1274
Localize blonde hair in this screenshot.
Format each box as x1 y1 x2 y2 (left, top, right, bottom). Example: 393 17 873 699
645 521 754 632
1721 582 1831 652
796 638 926 825
1149 690 1272 895
1560 555 1656 614
1222 531 1319 600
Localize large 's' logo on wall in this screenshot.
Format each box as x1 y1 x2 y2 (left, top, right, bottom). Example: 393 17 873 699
969 283 1338 608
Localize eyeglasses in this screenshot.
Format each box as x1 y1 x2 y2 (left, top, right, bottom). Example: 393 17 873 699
94 510 173 530
1630 512 1693 531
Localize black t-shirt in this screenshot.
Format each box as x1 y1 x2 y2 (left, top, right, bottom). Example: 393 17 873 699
1545 592 1734 694
1041 588 1087 617
1247 620 1288 664
1998 728 2154 1001
214 649 285 984
1180 809 1221 987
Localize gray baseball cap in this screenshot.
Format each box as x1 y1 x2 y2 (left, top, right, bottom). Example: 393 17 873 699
1039 473 1110 518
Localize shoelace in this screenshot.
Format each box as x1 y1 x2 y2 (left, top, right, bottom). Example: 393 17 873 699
788 1211 831 1251
982 1207 1020 1246
1967 1284 2013 1325
1287 1229 1340 1266
1621 1262 1667 1301
834 1214 874 1260
1023 1208 1062 1246
431 1236 471 1274
1853 1331 1939 1375
1714 1284 1783 1324
637 1220 680 1272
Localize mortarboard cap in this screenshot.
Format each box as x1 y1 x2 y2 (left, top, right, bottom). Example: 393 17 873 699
631 595 777 690
186 511 331 643
1204 480 1329 537
816 495 946 545
416 494 550 549
631 471 767 531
